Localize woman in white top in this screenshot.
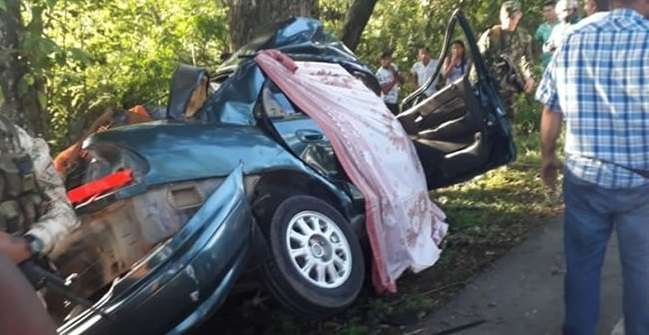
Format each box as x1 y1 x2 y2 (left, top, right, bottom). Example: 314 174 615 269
441 40 470 85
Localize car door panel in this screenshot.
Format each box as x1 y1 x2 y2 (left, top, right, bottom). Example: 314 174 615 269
399 74 498 188
398 11 515 189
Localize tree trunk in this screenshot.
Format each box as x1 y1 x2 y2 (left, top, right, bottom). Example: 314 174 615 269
225 0 318 50
0 0 47 136
340 0 378 52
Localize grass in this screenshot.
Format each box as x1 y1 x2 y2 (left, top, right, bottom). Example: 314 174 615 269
438 134 562 239
200 114 565 335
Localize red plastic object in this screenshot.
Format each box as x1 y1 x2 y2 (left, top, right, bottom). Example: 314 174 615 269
67 169 134 205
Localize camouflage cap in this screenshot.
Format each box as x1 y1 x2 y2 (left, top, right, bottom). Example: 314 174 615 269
501 0 523 16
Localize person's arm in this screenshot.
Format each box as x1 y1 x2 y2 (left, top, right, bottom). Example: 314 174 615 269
0 231 30 263
0 253 57 335
53 142 82 177
17 127 80 256
543 26 560 53
441 57 453 80
518 33 536 93
411 63 423 87
377 69 397 95
535 51 563 190
540 106 563 190
477 29 491 55
392 65 405 84
380 80 397 95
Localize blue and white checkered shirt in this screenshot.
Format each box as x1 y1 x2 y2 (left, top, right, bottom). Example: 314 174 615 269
536 9 649 189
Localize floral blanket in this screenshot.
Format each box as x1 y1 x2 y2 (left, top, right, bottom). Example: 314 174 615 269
255 50 448 293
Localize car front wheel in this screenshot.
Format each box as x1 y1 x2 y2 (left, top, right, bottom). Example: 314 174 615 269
261 195 365 319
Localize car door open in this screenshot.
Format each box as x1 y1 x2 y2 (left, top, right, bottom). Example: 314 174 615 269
398 10 516 189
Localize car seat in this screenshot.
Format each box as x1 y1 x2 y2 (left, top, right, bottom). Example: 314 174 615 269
167 64 210 121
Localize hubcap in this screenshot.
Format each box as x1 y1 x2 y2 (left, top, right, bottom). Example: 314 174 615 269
285 210 352 289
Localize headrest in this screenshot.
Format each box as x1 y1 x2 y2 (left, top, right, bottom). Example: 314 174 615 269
167 64 209 121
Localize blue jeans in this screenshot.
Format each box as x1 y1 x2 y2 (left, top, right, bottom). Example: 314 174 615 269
563 171 649 335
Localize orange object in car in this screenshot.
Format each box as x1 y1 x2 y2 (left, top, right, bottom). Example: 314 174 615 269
54 106 154 177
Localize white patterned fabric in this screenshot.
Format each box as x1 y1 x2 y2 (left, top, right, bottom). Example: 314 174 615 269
255 50 448 293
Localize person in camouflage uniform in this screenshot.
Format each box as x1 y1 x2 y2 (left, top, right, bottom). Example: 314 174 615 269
477 0 536 120
0 115 79 264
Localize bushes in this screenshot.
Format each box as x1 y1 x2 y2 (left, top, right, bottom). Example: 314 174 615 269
21 0 548 150
25 0 228 150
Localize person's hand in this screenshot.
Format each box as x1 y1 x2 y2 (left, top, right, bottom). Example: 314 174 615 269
451 54 461 66
524 78 536 94
541 155 563 191
0 232 31 264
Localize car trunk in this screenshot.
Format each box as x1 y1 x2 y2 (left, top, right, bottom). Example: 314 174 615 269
46 176 225 323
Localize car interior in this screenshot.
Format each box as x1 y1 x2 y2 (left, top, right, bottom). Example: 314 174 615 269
397 12 514 189
151 12 512 193
397 72 495 189
167 64 211 121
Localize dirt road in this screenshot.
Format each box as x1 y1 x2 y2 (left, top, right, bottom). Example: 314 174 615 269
410 217 623 335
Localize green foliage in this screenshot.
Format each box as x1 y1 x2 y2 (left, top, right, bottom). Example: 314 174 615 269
321 0 549 95
17 0 228 149
322 0 452 92
15 0 550 149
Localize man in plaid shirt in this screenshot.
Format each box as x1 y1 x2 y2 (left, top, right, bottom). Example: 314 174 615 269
536 1 649 334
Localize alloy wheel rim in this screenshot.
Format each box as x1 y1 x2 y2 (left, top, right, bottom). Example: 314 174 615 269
285 210 353 289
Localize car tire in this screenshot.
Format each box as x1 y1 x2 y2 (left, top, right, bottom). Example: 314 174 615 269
261 195 365 319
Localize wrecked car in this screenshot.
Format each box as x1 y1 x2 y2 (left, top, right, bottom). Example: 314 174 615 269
212 16 382 94
36 11 515 334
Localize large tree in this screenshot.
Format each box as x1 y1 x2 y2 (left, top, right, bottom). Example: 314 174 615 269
0 0 46 136
340 0 378 52
225 0 319 50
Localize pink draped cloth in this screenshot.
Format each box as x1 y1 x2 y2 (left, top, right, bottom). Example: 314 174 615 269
255 50 448 293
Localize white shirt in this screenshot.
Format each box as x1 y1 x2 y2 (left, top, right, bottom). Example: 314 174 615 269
544 21 574 53
411 59 439 96
445 61 469 84
375 65 400 104
545 13 608 53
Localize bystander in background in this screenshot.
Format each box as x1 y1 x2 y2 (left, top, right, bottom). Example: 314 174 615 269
375 50 402 115
410 47 439 97
543 0 579 54
583 0 610 16
535 1 558 68
477 0 535 120
441 40 470 85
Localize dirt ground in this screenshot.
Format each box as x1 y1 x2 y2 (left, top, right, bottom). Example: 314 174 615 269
407 216 623 335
